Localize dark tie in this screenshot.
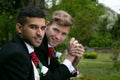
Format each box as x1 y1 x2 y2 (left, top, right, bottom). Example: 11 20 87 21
30 52 39 67
48 47 54 59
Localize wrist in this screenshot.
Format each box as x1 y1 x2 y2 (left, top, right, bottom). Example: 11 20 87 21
66 54 75 62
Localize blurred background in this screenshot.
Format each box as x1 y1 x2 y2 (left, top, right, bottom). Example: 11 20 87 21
0 0 120 80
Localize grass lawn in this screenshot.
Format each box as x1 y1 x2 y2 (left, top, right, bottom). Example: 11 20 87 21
71 53 120 80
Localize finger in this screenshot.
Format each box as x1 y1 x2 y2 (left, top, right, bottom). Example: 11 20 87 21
69 50 84 55
69 40 79 49
73 43 81 48
69 46 85 53
70 49 84 55
69 37 76 45
77 43 84 48
73 52 84 57
69 47 85 56
72 45 85 52
70 52 84 58
73 40 78 45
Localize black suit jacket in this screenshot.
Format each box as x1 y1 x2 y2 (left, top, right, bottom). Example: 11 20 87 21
35 35 76 80
0 35 34 80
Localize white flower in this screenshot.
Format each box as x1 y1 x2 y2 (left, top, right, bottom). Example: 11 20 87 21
55 52 62 58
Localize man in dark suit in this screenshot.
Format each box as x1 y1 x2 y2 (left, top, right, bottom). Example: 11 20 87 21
0 7 46 80
35 10 85 80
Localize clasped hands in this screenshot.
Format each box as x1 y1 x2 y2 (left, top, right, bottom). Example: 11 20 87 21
66 37 85 67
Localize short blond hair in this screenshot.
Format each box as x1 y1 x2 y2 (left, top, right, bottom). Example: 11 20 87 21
50 10 73 27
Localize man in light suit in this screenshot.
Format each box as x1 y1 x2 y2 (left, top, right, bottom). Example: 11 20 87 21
35 10 85 80
0 7 46 80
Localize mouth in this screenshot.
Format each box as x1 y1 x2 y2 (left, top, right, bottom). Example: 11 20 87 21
51 38 59 45
35 37 42 44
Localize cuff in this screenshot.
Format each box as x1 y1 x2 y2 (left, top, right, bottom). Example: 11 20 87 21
63 59 76 73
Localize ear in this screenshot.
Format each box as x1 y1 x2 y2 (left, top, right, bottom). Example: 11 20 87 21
16 23 22 34
46 21 50 26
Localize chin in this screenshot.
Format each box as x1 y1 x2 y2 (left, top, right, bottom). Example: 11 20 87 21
53 44 57 47
34 44 41 47
35 45 40 48
50 44 55 47
50 42 57 47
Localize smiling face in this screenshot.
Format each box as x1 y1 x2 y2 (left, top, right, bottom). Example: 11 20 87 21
46 22 71 47
16 17 46 47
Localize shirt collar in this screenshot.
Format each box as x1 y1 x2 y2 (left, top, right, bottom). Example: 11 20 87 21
48 44 52 48
24 42 34 54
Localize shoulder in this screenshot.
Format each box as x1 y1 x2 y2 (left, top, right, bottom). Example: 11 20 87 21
0 39 28 60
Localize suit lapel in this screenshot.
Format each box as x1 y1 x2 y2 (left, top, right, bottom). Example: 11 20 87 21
35 34 49 67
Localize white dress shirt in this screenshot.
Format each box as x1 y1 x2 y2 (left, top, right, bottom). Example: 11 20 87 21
25 42 40 80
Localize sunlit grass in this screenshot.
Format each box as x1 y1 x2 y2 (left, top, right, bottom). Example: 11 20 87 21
70 53 120 80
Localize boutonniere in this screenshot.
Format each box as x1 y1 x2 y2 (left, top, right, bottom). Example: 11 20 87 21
53 51 62 59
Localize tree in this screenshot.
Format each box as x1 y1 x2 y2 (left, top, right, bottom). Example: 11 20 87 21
89 7 117 47
49 0 105 46
0 12 16 46
20 0 45 9
111 15 120 40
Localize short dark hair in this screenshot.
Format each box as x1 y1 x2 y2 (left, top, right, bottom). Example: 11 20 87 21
17 7 46 25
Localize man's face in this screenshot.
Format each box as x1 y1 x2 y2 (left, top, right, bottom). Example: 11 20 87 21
16 17 46 47
46 22 71 47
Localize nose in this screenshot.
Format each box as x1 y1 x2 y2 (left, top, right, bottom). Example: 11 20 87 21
55 33 61 40
37 28 44 37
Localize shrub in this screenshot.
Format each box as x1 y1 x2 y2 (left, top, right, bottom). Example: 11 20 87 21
89 36 112 47
83 52 97 59
113 61 120 71
111 47 120 61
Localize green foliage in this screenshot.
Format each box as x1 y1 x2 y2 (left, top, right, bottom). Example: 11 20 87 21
0 12 16 46
83 52 98 59
0 0 119 49
113 61 120 71
111 47 120 60
111 15 120 40
49 0 106 46
55 38 70 53
112 41 120 47
89 36 113 47
0 0 18 14
111 47 120 70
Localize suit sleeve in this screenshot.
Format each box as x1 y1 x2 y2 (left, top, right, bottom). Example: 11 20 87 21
40 58 74 80
0 44 33 80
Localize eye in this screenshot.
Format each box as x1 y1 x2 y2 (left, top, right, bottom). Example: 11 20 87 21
41 26 46 31
29 24 37 29
62 33 67 36
53 28 59 33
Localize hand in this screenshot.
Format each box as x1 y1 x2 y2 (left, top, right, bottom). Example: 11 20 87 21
72 43 85 67
66 37 78 63
67 37 79 55
67 37 85 66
